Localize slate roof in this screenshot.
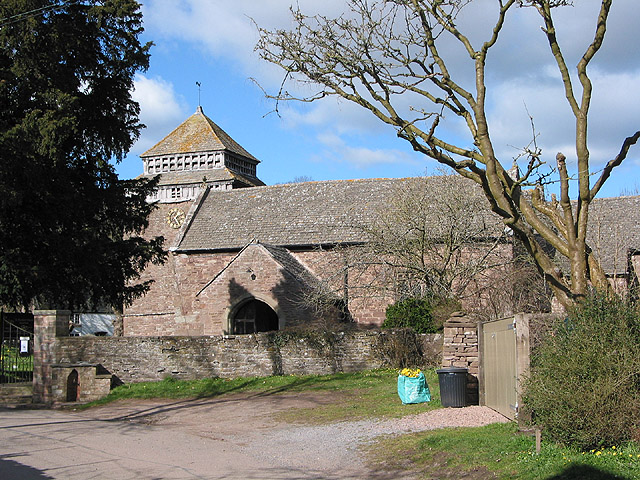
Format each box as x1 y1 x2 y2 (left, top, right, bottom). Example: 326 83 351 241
584 195 640 275
546 195 640 276
150 168 265 187
175 176 640 277
176 176 502 251
141 106 259 162
261 244 325 290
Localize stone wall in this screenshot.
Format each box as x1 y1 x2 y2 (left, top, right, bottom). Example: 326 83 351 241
442 312 479 405
33 310 71 404
51 364 112 403
124 241 395 336
34 311 442 404
53 331 441 384
294 249 393 325
123 246 383 336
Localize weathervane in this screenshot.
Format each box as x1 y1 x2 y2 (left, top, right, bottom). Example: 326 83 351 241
196 81 201 106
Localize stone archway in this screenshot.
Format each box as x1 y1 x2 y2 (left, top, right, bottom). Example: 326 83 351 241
232 299 279 334
66 369 79 402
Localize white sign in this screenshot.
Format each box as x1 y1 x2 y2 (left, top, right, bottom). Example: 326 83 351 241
19 337 29 354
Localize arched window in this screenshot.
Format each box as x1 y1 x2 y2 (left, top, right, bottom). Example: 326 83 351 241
232 299 278 334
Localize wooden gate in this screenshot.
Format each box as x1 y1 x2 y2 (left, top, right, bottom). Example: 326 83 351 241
480 314 530 421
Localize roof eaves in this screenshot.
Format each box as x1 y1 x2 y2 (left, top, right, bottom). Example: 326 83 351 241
171 241 369 255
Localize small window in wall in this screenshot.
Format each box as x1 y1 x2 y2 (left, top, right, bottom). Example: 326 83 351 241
170 187 182 199
232 299 278 334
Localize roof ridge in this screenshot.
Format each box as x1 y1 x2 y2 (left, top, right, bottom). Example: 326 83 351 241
258 175 472 191
212 176 414 193
140 107 259 161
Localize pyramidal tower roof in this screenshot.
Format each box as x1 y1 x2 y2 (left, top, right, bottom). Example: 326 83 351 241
141 106 259 162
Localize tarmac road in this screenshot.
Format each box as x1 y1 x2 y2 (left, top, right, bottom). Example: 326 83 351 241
0 407 271 479
0 392 397 480
0 393 508 479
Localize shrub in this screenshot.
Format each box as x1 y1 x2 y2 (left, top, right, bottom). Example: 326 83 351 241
523 294 640 450
383 297 439 334
374 328 426 368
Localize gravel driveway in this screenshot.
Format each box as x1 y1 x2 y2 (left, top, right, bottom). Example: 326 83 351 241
0 391 509 479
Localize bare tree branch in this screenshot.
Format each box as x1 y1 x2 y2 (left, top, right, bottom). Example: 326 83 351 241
255 0 634 309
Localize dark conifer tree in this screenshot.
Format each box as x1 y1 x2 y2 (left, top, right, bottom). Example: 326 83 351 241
0 0 165 309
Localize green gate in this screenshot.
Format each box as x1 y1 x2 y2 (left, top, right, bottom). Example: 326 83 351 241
0 311 34 384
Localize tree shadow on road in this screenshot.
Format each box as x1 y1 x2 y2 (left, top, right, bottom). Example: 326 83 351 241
0 456 54 479
92 376 327 423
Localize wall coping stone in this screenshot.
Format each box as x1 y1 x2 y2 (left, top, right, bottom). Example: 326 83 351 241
51 363 100 368
34 310 72 315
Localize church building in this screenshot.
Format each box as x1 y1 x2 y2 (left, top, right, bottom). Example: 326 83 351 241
121 107 640 337
123 106 399 336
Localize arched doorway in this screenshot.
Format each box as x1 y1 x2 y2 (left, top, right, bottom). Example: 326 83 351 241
67 369 79 402
232 299 279 334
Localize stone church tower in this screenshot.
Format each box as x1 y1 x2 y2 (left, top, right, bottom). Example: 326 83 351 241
140 106 264 204
118 107 271 335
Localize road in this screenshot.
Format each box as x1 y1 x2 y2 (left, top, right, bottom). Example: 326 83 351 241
0 392 395 479
0 392 508 479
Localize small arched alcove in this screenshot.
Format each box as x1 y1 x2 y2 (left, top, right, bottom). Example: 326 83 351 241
231 299 279 334
66 369 79 402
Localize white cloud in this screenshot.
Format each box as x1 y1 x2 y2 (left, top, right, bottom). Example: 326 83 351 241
142 0 350 87
136 1 640 187
316 132 419 169
486 67 640 170
281 97 392 136
131 74 189 155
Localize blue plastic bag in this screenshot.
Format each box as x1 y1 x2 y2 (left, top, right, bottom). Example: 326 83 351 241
398 371 431 404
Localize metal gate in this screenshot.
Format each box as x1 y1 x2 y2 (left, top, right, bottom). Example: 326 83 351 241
0 311 34 384
480 314 530 421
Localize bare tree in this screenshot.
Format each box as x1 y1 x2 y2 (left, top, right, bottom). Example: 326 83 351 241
275 175 315 185
256 0 639 309
619 183 640 197
363 174 507 302
298 175 532 321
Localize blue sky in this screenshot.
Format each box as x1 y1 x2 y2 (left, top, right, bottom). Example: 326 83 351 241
118 0 640 198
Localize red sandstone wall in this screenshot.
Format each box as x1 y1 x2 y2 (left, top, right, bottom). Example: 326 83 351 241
293 249 393 326
125 244 334 336
124 252 234 335
124 200 236 335
125 206 522 336
193 245 321 334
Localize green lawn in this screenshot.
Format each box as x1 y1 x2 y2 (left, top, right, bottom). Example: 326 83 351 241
86 368 640 479
366 421 640 479
87 368 442 422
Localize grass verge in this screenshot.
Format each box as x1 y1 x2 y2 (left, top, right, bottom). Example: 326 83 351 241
365 422 640 479
275 368 441 424
81 368 640 478
83 368 442 423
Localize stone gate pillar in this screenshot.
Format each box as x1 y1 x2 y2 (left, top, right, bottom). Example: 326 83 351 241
442 312 479 405
33 310 70 404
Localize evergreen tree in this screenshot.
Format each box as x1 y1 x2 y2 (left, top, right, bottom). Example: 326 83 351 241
0 0 165 310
